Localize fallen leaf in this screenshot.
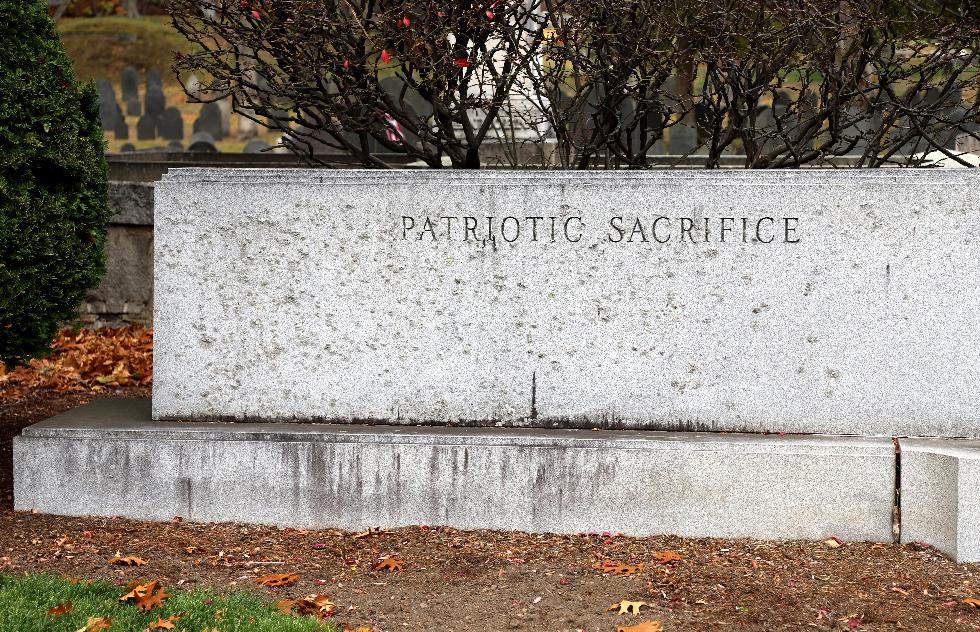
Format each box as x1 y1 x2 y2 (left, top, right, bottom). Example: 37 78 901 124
120 580 157 603
256 572 300 587
373 558 404 572
279 594 337 619
119 580 169 612
963 598 980 608
618 621 662 632
76 617 112 632
608 600 648 615
654 551 682 563
892 587 910 596
48 602 73 617
352 527 388 540
595 562 644 576
108 555 147 566
824 537 844 548
147 613 183 630
135 586 170 612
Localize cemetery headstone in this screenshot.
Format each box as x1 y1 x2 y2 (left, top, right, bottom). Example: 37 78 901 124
243 139 271 153
126 97 141 118
667 123 697 155
193 102 225 140
159 107 184 141
772 90 793 118
146 68 163 93
237 109 260 140
113 118 129 140
217 99 232 138
694 101 714 143
119 143 135 153
136 114 158 140
185 73 203 101
94 79 124 132
187 131 218 152
145 86 166 119
121 66 139 103
167 141 185 152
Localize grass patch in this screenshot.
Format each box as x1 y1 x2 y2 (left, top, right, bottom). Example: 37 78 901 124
56 16 193 82
0 574 338 632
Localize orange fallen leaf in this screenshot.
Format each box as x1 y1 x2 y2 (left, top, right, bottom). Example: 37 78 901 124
607 600 648 615
278 594 336 619
654 551 682 563
108 555 147 566
373 558 404 572
963 598 980 608
135 585 170 612
256 572 300 587
892 587 909 596
76 616 112 632
48 602 73 617
120 580 157 603
146 613 184 630
618 621 662 632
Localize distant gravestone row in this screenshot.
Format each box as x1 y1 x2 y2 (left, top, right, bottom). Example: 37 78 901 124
95 66 238 150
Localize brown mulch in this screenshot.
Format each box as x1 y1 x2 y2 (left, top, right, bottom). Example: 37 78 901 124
2 390 980 631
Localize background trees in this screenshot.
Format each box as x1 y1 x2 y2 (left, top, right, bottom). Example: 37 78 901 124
171 0 980 168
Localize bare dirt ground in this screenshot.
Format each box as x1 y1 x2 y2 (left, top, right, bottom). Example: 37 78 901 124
3 391 980 631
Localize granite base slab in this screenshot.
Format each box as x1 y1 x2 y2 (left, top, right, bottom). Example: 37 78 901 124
900 438 980 562
14 399 896 543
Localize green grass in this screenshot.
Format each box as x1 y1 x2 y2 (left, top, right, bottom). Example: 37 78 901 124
56 16 193 83
0 574 339 632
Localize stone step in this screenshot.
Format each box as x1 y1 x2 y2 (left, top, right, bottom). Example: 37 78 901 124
15 398 895 542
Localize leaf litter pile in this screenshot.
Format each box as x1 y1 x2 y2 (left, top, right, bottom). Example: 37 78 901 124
1 510 979 631
0 326 152 402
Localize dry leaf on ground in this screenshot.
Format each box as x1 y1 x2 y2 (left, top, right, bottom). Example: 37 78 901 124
256 572 300 587
608 600 648 615
353 527 389 540
373 558 404 572
47 602 73 616
76 617 113 632
595 562 644 576
618 621 663 632
108 554 147 566
963 598 980 608
120 580 158 603
119 580 170 611
277 594 336 619
654 551 682 563
146 613 183 630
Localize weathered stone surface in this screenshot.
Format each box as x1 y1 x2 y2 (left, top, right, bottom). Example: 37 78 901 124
108 181 153 225
14 399 896 541
81 225 153 326
154 170 980 436
900 438 980 563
